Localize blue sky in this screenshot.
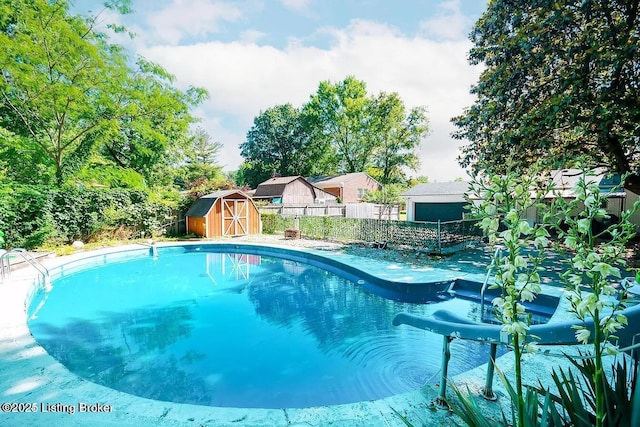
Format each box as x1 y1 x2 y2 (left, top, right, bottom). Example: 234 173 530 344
76 0 488 181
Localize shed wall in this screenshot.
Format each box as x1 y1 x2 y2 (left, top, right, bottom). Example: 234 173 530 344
187 216 207 237
282 180 316 204
206 198 223 237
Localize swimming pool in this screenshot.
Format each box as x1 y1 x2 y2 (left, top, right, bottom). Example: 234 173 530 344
25 243 549 409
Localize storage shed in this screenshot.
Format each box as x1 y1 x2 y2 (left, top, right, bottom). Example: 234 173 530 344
253 176 337 204
186 190 261 238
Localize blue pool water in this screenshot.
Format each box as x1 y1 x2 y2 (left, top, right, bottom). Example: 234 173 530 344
28 246 511 409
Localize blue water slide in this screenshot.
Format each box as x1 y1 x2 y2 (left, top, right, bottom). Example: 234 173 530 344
393 299 640 406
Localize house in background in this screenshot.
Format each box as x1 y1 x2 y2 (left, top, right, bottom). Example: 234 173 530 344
401 170 640 227
401 181 470 222
253 176 338 204
524 169 633 226
308 172 382 203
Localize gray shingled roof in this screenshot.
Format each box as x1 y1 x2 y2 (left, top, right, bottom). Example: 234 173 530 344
185 190 250 217
185 198 216 217
401 181 470 197
253 176 303 198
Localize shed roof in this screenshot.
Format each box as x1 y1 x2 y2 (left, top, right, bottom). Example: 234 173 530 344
185 190 251 217
185 198 216 217
401 181 470 197
253 176 304 198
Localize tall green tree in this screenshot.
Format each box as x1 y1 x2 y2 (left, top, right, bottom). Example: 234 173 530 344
239 103 330 187
186 127 222 166
368 92 429 184
0 127 52 184
173 126 224 186
303 76 372 173
0 0 205 186
453 0 640 191
99 58 207 186
232 162 271 189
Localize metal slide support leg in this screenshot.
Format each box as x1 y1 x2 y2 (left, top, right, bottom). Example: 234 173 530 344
435 336 452 408
482 343 498 400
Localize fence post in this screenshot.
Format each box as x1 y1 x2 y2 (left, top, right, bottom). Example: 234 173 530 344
437 220 442 254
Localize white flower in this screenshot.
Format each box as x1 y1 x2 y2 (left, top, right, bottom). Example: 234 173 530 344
518 220 532 235
603 320 622 334
500 229 514 242
514 255 527 269
534 236 549 248
521 289 535 302
524 342 539 353
575 328 591 344
568 274 582 287
605 346 619 356
577 218 591 234
512 321 529 335
565 236 577 249
616 314 628 326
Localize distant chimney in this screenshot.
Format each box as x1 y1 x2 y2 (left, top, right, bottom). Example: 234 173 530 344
272 172 282 178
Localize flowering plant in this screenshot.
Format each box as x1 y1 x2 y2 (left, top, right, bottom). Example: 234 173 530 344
466 167 553 426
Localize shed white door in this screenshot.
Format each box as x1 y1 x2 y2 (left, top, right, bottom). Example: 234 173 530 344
222 199 248 236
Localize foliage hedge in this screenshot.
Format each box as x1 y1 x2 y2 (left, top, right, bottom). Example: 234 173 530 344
0 185 174 249
264 214 482 252
260 212 288 234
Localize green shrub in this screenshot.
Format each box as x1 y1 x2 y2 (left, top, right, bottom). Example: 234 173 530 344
0 184 177 248
260 212 281 234
0 185 54 248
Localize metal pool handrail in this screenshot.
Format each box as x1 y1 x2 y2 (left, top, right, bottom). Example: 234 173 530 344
137 241 158 257
0 248 50 286
393 301 640 408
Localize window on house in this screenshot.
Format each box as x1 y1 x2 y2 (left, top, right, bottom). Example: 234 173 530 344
357 188 369 200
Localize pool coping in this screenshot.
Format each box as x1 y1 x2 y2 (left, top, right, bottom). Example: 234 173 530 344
0 241 618 426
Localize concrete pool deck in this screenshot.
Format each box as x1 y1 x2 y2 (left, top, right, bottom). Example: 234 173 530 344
0 239 622 426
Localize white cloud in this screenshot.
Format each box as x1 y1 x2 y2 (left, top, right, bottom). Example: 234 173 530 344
140 16 480 182
146 0 243 45
280 0 312 13
419 0 472 42
240 29 268 44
